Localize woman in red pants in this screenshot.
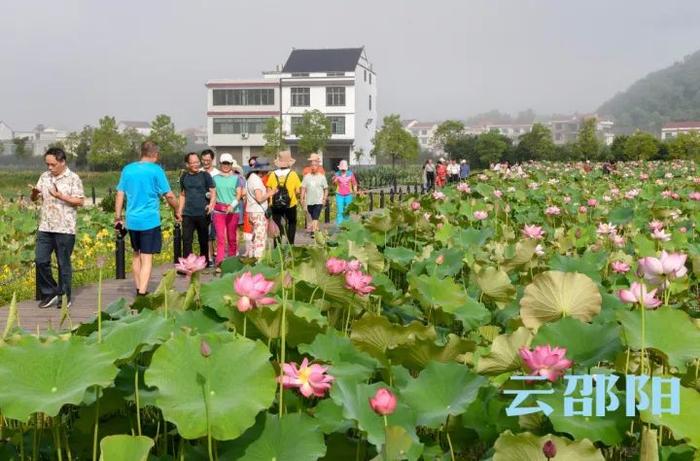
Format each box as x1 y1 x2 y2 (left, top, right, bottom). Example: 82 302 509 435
435 158 448 188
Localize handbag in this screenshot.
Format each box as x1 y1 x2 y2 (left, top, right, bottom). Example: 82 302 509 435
247 180 272 219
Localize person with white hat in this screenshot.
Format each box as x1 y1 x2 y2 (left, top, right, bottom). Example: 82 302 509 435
301 153 328 235
266 150 302 245
332 159 357 226
211 153 244 270
245 161 277 259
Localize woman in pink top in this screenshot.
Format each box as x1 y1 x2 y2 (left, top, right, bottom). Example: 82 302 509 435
332 160 357 225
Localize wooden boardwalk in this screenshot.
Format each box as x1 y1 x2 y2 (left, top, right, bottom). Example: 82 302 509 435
2 230 320 333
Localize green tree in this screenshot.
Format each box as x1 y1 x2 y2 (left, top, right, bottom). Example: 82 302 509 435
263 118 287 156
295 110 331 155
515 123 555 161
0 141 5 155
431 120 464 155
148 114 186 168
474 130 510 167
444 135 478 162
623 131 659 161
122 127 146 162
371 114 420 168
609 134 629 161
12 137 30 158
89 116 128 171
574 118 600 160
667 131 700 160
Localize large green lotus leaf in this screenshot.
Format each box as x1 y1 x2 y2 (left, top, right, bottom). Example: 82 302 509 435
298 330 378 380
88 309 174 361
312 398 354 434
538 386 628 445
294 260 361 309
424 248 466 278
173 308 228 334
144 332 276 440
348 240 385 273
364 209 395 233
548 252 607 283
200 273 236 319
382 425 424 461
371 273 403 305
520 271 602 329
384 246 417 270
640 381 700 448
99 435 154 461
608 206 635 225
231 413 326 461
243 300 326 347
387 334 476 372
350 314 435 364
408 274 489 330
0 335 118 422
493 431 605 460
532 317 622 367
330 379 419 451
502 239 539 272
400 361 486 429
461 385 521 445
474 266 516 303
617 308 700 372
452 227 493 250
476 327 533 375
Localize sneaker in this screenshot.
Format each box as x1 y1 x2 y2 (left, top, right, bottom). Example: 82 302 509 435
39 295 59 309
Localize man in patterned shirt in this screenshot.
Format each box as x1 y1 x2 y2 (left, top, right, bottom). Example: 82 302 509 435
29 147 85 308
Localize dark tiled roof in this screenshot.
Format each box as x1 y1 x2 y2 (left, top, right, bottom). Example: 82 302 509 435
282 48 364 73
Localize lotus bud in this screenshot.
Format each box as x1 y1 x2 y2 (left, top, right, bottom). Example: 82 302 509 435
436 255 445 265
200 340 212 358
543 440 556 459
410 201 420 211
575 228 582 239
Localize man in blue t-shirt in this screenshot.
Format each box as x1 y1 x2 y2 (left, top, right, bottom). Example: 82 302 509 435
115 141 179 296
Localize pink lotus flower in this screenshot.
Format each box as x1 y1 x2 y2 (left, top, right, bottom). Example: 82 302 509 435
563 196 572 204
410 201 421 211
234 272 276 312
423 212 432 221
611 260 630 274
587 198 598 207
637 251 688 286
493 190 503 198
578 206 587 214
625 189 640 199
535 244 545 256
175 254 207 277
596 223 616 236
611 234 625 248
457 182 471 193
618 282 662 309
347 259 362 272
640 173 649 180
543 440 557 459
432 191 446 201
544 206 560 216
369 388 397 416
522 224 545 240
610 188 620 196
473 210 488 220
518 345 573 382
689 192 700 201
279 358 335 398
648 220 664 232
345 270 375 296
671 192 680 200
651 228 671 242
661 190 673 199
680 227 688 233
326 257 348 275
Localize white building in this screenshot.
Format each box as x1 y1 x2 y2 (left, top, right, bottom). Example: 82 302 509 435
485 123 533 142
207 47 377 171
0 121 13 141
402 120 438 152
549 115 614 146
118 121 152 136
661 121 700 140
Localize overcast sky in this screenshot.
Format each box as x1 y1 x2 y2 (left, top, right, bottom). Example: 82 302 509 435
2 0 700 132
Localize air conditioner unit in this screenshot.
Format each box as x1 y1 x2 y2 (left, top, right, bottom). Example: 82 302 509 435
241 133 249 139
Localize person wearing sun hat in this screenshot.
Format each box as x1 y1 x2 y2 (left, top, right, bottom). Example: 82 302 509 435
302 152 325 232
301 152 328 235
244 160 277 259
211 153 244 270
266 150 302 245
332 159 357 226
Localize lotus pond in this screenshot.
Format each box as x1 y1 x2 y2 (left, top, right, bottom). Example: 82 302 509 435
0 160 699 460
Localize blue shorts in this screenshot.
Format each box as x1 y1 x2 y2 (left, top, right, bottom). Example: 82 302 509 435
307 204 323 220
128 226 162 254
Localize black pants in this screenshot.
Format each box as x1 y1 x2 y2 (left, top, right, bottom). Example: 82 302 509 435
426 172 435 190
272 205 297 246
183 215 210 264
35 231 75 301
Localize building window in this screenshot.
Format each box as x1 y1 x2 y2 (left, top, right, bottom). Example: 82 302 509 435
420 129 427 136
291 116 303 135
364 69 367 82
369 73 372 84
326 87 346 106
212 89 274 106
291 88 310 107
328 116 345 135
212 118 270 134
327 71 345 77
369 95 372 111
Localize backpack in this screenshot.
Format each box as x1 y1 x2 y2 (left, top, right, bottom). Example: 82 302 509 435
271 172 292 211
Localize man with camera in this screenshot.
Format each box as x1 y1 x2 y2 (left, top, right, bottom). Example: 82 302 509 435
115 141 179 296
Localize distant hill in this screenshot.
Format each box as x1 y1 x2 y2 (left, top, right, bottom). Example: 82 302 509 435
598 50 700 133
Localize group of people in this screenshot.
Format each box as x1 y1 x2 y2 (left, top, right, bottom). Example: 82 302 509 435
422 158 470 190
29 140 359 306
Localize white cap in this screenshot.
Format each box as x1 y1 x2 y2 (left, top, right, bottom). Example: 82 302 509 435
338 160 349 170
219 153 234 164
